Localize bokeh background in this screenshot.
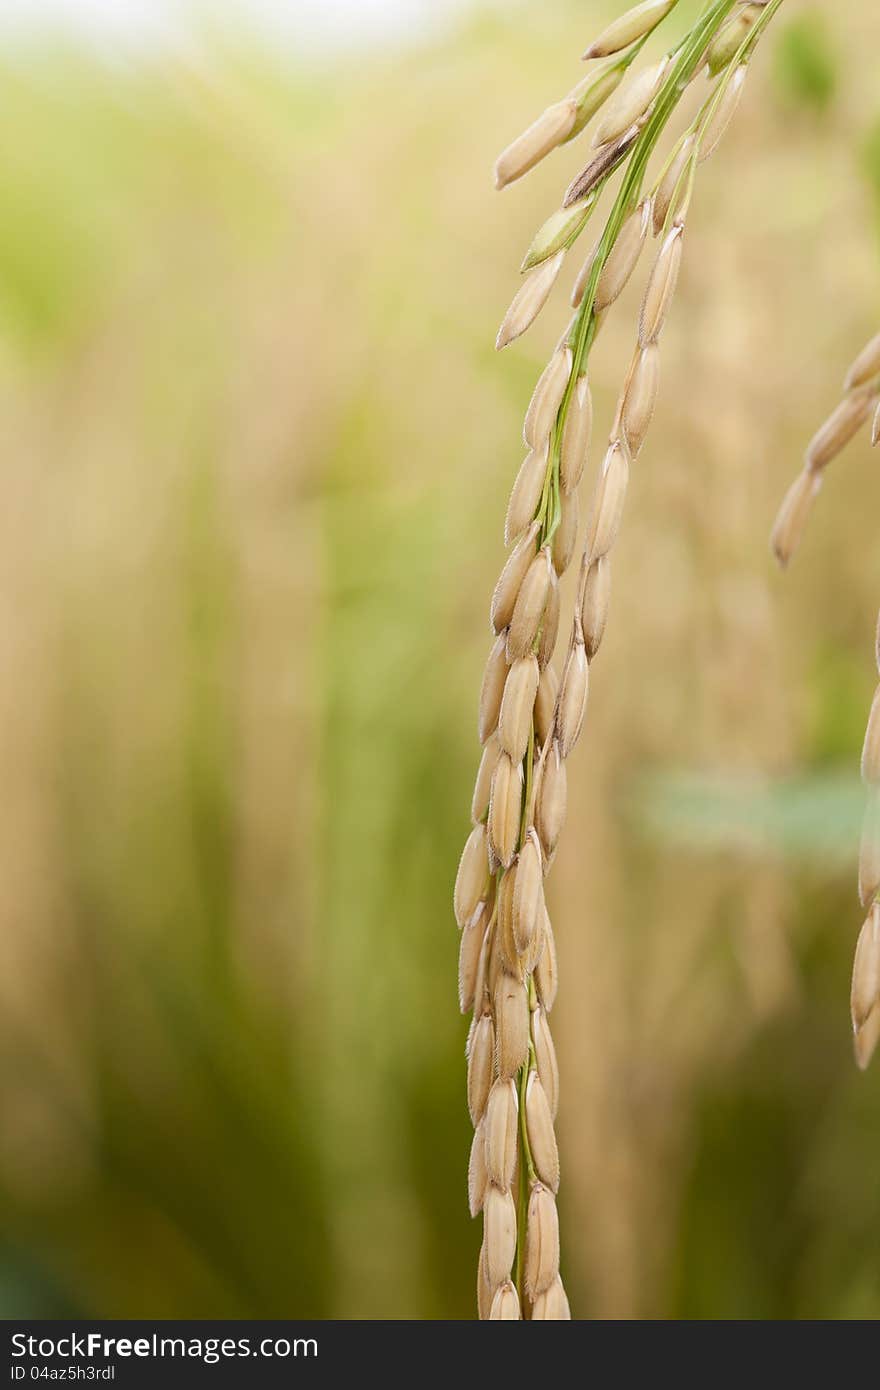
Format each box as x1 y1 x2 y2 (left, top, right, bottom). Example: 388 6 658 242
0 0 879 1320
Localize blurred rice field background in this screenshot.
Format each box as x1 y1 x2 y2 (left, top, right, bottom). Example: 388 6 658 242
1 0 879 1319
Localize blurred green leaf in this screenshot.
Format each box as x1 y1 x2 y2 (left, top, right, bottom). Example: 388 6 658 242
625 768 861 862
773 13 838 113
862 117 880 229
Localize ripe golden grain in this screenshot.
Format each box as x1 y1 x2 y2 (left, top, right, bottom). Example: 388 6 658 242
488 1281 521 1320
581 555 611 658
585 439 629 561
855 1009 880 1071
560 375 592 491
535 908 558 1013
468 1117 489 1217
496 252 566 351
495 972 530 1078
472 730 501 823
536 739 567 861
537 569 561 668
534 665 559 746
477 1245 492 1321
638 224 683 346
483 1184 518 1288
513 829 544 956
622 342 661 456
525 1070 560 1192
531 1005 560 1118
845 331 880 389
556 639 590 757
454 823 490 929
530 1275 571 1320
491 520 540 633
459 909 488 1014
497 865 519 974
552 489 580 576
485 1078 519 1190
499 655 541 764
467 1013 494 1125
571 247 595 310
471 923 490 1021
770 469 822 569
524 347 572 449
653 134 694 234
507 548 553 659
699 64 747 162
478 632 510 743
805 389 875 472
488 751 523 868
524 1184 560 1299
495 100 578 191
595 198 650 310
487 924 505 999
505 446 549 546
593 59 666 147
583 0 677 61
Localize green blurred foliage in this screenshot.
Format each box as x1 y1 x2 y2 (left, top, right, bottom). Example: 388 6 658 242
772 12 838 114
862 119 880 236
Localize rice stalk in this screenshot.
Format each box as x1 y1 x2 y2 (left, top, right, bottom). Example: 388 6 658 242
458 0 787 1319
770 328 880 1064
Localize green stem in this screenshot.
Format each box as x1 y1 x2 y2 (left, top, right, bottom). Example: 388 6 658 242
538 0 739 552
514 1024 539 1308
520 719 536 845
529 19 687 282
515 1106 529 1302
568 0 736 377
661 0 788 239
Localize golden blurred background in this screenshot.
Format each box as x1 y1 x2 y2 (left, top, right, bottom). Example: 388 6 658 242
0 0 879 1319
